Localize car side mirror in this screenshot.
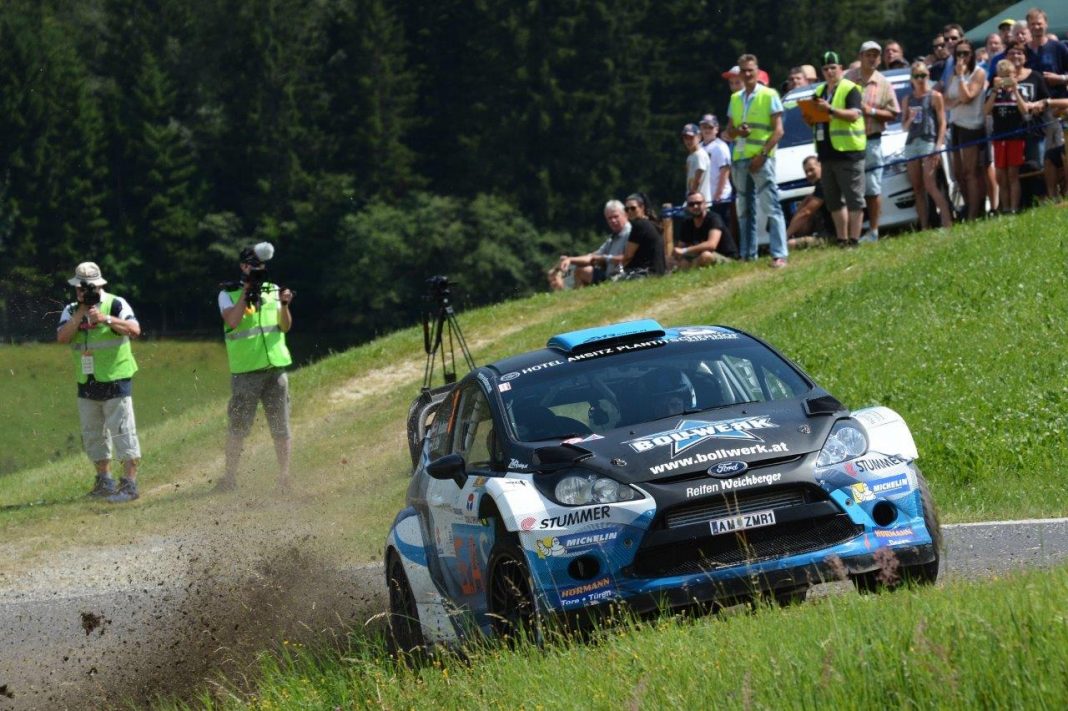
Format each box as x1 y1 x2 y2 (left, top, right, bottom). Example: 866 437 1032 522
427 453 468 488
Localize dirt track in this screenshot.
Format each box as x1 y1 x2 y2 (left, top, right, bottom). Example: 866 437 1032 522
2 519 1067 709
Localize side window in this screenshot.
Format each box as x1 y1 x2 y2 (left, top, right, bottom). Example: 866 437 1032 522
427 389 459 461
452 385 497 469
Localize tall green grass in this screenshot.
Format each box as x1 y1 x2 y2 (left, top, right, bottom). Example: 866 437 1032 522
171 565 1068 709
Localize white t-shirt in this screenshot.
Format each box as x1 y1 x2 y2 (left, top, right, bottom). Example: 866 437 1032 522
686 149 712 204
703 138 734 202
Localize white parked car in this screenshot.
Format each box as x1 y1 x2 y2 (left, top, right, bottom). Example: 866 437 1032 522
757 68 958 246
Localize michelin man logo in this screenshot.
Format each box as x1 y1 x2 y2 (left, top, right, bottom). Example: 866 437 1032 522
535 536 566 558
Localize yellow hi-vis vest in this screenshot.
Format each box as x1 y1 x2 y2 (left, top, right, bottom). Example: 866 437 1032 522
70 292 138 384
728 85 780 160
223 284 293 373
814 79 867 152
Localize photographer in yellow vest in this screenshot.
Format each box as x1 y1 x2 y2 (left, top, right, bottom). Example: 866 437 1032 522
216 243 294 493
56 262 143 503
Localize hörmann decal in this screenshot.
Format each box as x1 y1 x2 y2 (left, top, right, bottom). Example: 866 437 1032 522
874 527 914 538
560 576 612 599
648 442 790 474
685 472 783 497
626 417 779 457
539 505 611 529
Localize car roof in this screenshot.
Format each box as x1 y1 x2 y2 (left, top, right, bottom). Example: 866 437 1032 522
484 320 758 377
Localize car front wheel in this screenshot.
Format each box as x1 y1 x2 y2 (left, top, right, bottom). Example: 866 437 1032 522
487 537 541 642
386 552 425 656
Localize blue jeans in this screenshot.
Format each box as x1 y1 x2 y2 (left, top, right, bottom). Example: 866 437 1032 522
731 156 788 260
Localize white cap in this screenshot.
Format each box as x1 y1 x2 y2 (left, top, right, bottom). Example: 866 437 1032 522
860 40 882 53
68 262 107 287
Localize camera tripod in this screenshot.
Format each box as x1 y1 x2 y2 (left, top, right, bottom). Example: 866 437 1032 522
422 285 475 390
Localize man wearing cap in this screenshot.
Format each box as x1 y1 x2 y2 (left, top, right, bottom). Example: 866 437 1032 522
808 50 867 246
846 40 901 242
682 123 712 204
999 18 1015 47
699 114 733 224
56 262 143 503
722 53 789 268
217 244 294 492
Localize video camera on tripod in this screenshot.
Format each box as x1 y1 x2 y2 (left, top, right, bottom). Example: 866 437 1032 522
405 275 476 468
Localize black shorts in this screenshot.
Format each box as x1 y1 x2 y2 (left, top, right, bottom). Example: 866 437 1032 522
950 125 986 150
1046 145 1066 168
591 266 608 284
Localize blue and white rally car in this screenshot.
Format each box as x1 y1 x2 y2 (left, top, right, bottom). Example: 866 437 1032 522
385 320 940 649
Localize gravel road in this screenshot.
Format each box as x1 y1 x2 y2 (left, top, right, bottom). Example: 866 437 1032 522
1 518 1065 709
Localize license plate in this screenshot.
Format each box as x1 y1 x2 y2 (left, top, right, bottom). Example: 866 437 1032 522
709 509 776 535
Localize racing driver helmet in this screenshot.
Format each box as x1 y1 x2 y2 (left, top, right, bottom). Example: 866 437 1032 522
645 366 697 419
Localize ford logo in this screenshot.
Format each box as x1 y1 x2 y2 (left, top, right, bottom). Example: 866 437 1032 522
708 460 748 478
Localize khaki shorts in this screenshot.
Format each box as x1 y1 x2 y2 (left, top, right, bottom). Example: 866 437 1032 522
228 369 291 439
78 396 141 462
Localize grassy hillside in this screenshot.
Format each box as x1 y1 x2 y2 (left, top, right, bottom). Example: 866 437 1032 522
2 207 1068 571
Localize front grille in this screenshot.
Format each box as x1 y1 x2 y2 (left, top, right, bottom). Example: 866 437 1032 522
629 515 862 577
665 485 815 529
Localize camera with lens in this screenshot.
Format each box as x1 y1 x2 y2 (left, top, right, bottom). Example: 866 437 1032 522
426 275 451 303
79 281 102 306
221 241 279 309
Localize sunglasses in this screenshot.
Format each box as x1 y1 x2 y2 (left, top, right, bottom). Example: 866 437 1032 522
912 74 928 79
686 201 705 207
624 205 640 213
956 50 971 56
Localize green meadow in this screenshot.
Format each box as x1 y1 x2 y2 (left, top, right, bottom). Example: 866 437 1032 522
2 207 1068 706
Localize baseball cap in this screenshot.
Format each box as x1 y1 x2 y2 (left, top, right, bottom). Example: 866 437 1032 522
699 113 719 127
681 123 700 137
998 17 1015 29
721 65 740 78
860 40 881 53
821 50 842 66
68 262 107 287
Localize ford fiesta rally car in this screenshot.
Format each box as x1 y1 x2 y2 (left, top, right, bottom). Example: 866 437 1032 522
385 320 940 649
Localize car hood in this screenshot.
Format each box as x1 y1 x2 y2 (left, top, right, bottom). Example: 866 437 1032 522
518 398 845 485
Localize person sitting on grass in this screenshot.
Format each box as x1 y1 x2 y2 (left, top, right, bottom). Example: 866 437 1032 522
787 156 834 248
672 191 738 269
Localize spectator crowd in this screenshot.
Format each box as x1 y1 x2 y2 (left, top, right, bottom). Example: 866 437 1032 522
550 7 1068 289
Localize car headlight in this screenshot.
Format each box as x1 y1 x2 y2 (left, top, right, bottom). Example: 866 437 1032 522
816 419 868 468
539 469 640 506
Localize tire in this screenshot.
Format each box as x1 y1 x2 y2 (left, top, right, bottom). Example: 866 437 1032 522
386 552 425 656
486 537 541 642
901 470 941 585
852 469 941 593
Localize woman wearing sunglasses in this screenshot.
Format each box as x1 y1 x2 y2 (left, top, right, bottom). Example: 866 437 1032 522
903 61 953 229
944 40 988 220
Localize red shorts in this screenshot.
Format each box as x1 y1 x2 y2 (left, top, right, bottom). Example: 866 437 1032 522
993 139 1025 169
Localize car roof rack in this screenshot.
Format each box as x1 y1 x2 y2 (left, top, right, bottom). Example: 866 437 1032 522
547 319 666 355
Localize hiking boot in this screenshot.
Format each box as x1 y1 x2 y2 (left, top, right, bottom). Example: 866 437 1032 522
106 477 139 503
87 475 118 498
213 475 237 493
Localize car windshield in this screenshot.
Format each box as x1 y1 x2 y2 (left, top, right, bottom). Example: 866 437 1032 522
779 75 909 150
497 337 812 442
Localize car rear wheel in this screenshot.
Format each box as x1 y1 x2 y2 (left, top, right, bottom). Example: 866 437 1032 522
487 538 541 642
386 552 425 656
852 470 941 593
